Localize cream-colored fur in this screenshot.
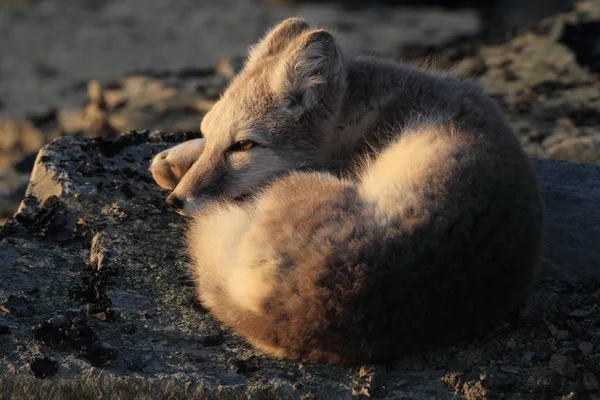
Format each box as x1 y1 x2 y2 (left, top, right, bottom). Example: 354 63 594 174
151 138 205 190
150 18 544 365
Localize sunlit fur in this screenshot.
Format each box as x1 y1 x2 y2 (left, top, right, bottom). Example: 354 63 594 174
151 18 544 365
151 138 206 191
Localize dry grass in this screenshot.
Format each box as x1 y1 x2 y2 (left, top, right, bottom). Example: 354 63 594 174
0 370 285 400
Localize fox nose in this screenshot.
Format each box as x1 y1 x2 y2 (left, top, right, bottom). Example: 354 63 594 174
166 194 184 212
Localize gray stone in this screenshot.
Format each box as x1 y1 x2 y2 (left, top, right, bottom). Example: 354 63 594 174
521 350 535 363
47 314 69 328
556 330 570 340
583 373 600 391
548 354 577 378
578 342 594 356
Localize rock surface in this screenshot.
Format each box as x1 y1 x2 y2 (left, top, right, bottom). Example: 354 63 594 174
1 131 599 399
2 1 599 223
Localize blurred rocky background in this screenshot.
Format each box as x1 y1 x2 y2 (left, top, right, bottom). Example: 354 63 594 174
0 0 597 224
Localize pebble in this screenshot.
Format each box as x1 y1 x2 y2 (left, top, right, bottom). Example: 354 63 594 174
568 308 594 318
578 342 594 356
556 330 570 340
583 373 599 391
548 353 576 378
227 356 260 374
521 350 534 363
48 314 69 328
500 365 521 374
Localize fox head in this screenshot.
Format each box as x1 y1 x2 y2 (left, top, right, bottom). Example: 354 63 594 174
166 18 347 215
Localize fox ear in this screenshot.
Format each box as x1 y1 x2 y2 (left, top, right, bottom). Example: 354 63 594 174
272 30 344 112
247 18 310 64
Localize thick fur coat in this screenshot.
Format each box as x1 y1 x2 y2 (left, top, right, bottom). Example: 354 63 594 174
150 18 544 364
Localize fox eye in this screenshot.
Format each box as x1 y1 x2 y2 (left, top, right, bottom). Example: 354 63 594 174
227 140 256 152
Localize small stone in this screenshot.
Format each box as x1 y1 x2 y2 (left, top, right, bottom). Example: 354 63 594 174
227 357 244 373
227 356 260 374
521 350 535 363
500 365 521 374
568 308 594 318
120 323 137 334
583 373 599 391
558 346 577 355
447 358 467 374
548 353 577 378
578 342 594 356
69 318 95 340
198 332 224 347
93 309 118 322
547 323 558 335
79 343 117 367
48 314 69 328
506 338 517 349
556 330 570 340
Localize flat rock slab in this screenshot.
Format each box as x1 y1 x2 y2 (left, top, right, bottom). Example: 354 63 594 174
0 132 599 399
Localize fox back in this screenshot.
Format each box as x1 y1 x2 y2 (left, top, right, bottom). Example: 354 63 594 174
166 18 544 364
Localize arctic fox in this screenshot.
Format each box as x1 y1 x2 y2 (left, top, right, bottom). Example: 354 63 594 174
150 18 544 364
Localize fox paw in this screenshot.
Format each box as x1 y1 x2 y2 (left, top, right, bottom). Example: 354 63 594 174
150 138 206 190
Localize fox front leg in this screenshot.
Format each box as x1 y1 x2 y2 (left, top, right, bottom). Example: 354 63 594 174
150 138 206 190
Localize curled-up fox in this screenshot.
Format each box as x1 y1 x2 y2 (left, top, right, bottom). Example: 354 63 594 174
150 18 544 364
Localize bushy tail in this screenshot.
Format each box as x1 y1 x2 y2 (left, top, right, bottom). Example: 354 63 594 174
186 124 542 364
358 124 469 221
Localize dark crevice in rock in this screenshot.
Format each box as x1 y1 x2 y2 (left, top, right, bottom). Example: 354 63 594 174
78 344 118 367
29 357 58 379
560 21 600 73
87 131 153 158
228 356 261 374
67 246 117 320
32 317 95 347
13 195 73 241
85 130 202 158
31 316 118 367
0 295 33 317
